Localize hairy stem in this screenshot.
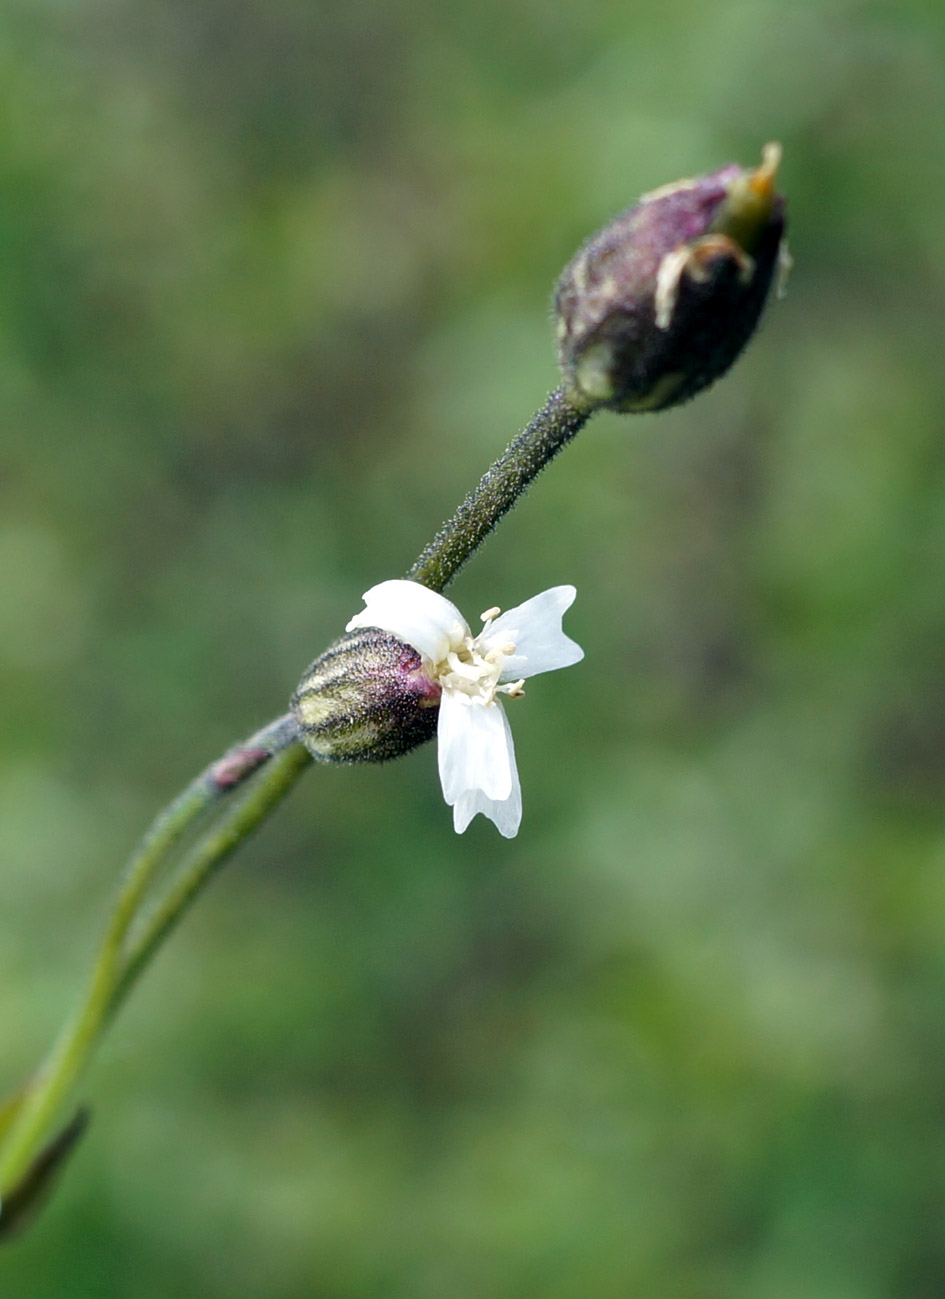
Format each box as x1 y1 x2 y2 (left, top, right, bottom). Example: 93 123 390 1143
0 713 299 1196
108 743 311 1019
407 385 590 591
0 385 594 1212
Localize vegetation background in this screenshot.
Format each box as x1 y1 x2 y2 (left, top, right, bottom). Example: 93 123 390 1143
3 0 945 1294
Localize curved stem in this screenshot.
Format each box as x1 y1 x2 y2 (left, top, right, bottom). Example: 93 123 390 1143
407 385 590 591
108 743 311 1020
0 385 595 1214
0 713 299 1196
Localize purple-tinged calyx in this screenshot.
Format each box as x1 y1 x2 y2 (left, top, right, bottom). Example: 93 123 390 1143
554 143 787 414
292 628 441 763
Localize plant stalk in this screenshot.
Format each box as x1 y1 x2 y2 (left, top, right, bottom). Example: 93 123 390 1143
0 384 595 1212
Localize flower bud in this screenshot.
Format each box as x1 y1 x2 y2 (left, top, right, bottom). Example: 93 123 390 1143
291 628 441 763
554 143 787 413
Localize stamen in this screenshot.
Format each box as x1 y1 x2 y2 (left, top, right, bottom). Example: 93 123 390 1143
445 651 483 681
480 606 501 623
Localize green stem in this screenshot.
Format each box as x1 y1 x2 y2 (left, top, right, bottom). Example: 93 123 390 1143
108 743 311 1020
0 713 298 1196
407 385 590 591
0 384 595 1212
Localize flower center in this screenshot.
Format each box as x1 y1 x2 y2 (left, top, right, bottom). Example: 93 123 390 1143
433 608 524 705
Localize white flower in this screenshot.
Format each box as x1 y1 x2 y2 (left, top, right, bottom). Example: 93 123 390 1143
346 580 583 837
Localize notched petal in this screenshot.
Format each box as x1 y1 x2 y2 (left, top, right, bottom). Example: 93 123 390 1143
486 585 584 681
449 706 522 837
438 693 513 804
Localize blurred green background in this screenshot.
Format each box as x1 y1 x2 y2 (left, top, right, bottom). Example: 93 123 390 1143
3 0 945 1294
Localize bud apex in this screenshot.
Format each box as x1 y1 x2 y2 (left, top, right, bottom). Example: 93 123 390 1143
554 143 787 413
291 628 441 763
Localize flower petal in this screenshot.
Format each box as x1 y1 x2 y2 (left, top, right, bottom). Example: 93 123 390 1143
452 781 522 837
346 579 468 664
482 585 584 681
450 706 522 837
437 691 513 805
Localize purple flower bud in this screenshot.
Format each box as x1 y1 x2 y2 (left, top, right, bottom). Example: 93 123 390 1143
554 143 787 413
292 628 441 763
